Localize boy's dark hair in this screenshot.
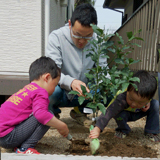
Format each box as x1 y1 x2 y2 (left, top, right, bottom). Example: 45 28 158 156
29 56 61 82
71 3 97 27
127 70 157 99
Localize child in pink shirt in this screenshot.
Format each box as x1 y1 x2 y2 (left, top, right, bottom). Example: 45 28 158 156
0 56 69 154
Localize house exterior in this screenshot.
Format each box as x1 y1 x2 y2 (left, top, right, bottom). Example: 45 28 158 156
103 0 160 100
103 0 160 73
0 0 75 96
103 0 147 24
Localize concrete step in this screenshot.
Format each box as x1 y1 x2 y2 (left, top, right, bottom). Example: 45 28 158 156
1 153 160 160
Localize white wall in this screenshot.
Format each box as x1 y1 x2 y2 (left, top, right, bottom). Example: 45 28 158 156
0 0 75 95
0 0 42 73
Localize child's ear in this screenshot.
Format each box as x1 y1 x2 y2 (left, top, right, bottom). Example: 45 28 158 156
43 73 51 82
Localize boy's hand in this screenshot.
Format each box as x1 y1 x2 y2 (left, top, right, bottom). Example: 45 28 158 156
141 102 150 112
89 126 101 139
57 122 69 137
46 116 69 137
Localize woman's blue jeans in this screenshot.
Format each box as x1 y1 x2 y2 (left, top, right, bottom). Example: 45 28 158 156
48 85 112 114
114 99 159 134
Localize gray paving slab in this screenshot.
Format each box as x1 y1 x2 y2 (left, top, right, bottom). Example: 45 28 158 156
1 153 160 160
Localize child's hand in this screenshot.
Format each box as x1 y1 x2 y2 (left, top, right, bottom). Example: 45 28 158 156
57 122 69 137
141 102 150 112
46 116 69 137
89 126 101 139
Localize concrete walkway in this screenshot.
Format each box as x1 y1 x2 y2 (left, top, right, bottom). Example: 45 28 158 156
1 153 160 160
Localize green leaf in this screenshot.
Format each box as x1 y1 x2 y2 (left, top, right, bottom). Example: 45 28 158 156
85 92 93 99
129 77 140 82
116 33 124 45
81 85 87 95
69 90 80 95
115 58 124 64
91 54 98 61
122 83 129 91
127 31 133 39
138 29 142 33
86 102 97 109
131 43 141 47
97 103 106 115
131 83 138 91
97 36 103 43
105 34 115 39
115 79 119 84
134 37 144 41
84 73 95 80
86 52 93 58
91 24 103 35
97 29 104 35
101 54 110 59
102 41 114 48
107 48 116 53
88 39 98 48
103 94 107 104
130 59 141 65
78 96 85 105
122 46 130 50
125 59 129 64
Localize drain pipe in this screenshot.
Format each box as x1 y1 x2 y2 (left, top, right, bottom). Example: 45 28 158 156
45 0 50 49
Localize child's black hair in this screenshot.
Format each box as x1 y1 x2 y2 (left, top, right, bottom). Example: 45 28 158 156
127 70 157 99
71 3 97 27
29 56 61 82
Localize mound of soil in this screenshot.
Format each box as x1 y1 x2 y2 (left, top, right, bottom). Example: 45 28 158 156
1 108 160 158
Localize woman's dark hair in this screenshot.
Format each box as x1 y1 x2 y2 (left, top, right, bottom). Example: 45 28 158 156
127 70 157 99
29 56 61 82
71 3 97 27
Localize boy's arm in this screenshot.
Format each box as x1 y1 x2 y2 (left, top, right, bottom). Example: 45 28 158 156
32 90 69 137
46 116 69 137
96 92 128 132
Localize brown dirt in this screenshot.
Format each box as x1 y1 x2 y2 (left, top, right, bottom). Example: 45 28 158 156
1 107 160 158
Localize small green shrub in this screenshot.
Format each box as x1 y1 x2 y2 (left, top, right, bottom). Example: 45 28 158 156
69 25 143 118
